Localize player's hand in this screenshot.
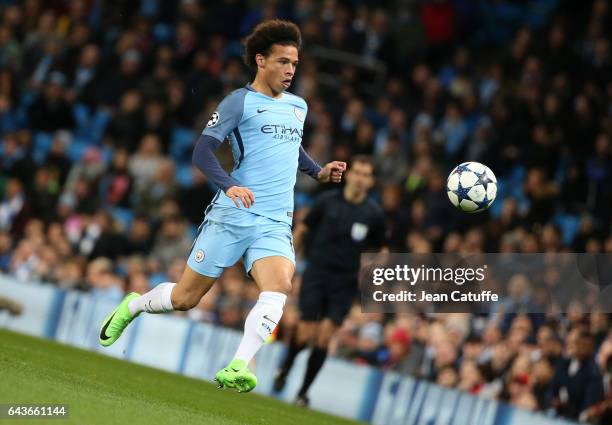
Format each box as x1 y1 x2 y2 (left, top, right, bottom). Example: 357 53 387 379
226 186 255 208
317 161 346 183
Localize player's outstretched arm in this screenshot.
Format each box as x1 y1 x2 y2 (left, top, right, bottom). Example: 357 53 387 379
317 161 346 183
298 146 346 183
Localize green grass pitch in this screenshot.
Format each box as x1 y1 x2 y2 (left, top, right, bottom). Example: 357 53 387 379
0 329 362 425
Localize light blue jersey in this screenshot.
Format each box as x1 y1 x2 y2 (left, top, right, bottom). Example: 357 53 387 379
203 83 308 225
187 84 308 277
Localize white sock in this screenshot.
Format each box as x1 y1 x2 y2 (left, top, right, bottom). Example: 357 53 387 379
234 291 286 363
128 282 176 316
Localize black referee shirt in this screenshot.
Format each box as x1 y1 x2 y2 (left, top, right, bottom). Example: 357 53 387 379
303 189 387 274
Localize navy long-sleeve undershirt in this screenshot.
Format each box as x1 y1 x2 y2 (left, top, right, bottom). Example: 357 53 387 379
298 145 322 179
192 135 239 192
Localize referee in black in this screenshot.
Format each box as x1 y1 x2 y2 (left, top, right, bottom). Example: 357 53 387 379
273 155 387 406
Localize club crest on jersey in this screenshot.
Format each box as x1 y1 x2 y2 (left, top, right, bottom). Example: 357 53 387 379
194 249 205 262
294 107 305 122
207 112 219 127
351 223 369 242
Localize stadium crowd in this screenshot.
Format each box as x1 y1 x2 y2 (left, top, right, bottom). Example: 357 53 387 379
0 0 611 422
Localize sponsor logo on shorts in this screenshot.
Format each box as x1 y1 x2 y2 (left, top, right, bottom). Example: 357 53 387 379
194 249 205 262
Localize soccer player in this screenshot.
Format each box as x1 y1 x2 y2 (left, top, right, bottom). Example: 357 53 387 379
98 20 346 393
273 155 387 406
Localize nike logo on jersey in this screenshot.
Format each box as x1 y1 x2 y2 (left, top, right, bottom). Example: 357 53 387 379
257 109 267 113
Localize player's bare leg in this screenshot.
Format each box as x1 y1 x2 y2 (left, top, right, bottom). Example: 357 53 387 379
170 267 217 311
216 256 294 393
99 266 216 347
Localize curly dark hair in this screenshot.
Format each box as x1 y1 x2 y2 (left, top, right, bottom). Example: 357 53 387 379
243 20 302 70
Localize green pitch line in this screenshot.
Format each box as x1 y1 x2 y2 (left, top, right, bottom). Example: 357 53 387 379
0 329 363 425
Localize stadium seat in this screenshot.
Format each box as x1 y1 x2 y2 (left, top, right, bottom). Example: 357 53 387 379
553 213 580 246
32 132 54 164
67 138 91 162
508 165 526 197
101 145 113 167
489 179 505 218
176 164 194 187
153 23 172 43
149 273 169 288
187 223 198 239
294 192 313 210
73 103 91 137
112 207 134 233
170 127 196 163
90 109 111 144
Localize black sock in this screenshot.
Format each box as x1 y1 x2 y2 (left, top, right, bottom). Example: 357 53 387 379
298 346 327 397
279 333 305 377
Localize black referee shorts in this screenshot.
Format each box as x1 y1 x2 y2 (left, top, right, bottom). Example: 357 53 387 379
298 265 358 326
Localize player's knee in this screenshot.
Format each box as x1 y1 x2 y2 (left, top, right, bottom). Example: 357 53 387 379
316 333 333 348
297 322 316 344
266 278 292 295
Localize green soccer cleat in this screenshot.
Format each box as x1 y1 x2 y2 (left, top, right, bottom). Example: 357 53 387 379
215 359 258 393
99 292 140 347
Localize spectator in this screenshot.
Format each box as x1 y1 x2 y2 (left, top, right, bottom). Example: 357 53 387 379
27 71 75 131
149 215 192 270
105 90 145 153
178 166 214 226
129 133 164 192
101 148 133 209
0 231 12 271
30 167 59 224
97 49 142 107
551 329 604 420
126 215 154 256
0 178 31 238
135 158 178 218
85 257 124 302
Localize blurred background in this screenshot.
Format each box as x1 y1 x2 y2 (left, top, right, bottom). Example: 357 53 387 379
0 0 611 423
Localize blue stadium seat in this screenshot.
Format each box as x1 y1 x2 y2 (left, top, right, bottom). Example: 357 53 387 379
71 105 110 144
153 23 172 43
489 179 505 218
67 138 91 162
294 192 313 210
90 109 111 144
553 213 580 246
176 164 194 187
101 145 113 167
112 207 134 233
32 132 53 164
509 165 526 198
73 103 91 137
149 273 169 288
170 126 196 163
187 224 198 239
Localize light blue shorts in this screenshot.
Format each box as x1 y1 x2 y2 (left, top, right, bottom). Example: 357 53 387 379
186 207 295 278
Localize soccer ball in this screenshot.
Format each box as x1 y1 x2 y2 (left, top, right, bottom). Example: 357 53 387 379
447 162 497 213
